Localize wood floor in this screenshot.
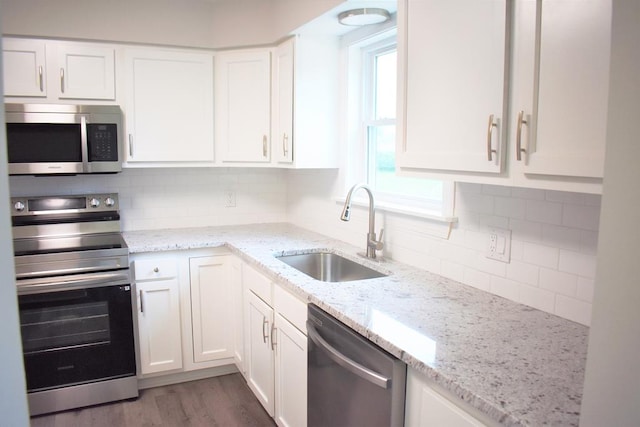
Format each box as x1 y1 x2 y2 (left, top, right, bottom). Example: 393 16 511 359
30 373 276 427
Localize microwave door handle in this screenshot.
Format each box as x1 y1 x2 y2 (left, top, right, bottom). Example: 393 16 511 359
80 115 89 172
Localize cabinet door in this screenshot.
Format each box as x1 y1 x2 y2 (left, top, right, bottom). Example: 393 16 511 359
56 43 115 100
397 0 508 173
405 369 488 427
246 290 275 416
3 39 47 97
230 256 245 373
272 39 294 164
513 0 610 179
274 313 307 427
216 50 271 163
189 256 233 363
137 279 183 374
124 48 214 162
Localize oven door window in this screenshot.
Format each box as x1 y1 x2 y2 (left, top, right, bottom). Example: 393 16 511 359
20 300 111 354
19 285 135 392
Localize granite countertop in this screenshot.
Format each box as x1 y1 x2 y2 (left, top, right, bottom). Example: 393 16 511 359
123 223 589 426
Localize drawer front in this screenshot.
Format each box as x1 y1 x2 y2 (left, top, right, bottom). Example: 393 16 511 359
274 285 307 334
133 258 178 281
243 263 272 306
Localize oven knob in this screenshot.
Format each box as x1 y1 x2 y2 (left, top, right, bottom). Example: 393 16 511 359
89 198 101 208
14 201 25 212
105 197 116 207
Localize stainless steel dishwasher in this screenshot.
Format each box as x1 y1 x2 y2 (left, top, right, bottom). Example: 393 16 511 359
307 304 406 427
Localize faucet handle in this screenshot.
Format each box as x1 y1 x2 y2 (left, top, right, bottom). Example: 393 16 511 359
375 228 384 250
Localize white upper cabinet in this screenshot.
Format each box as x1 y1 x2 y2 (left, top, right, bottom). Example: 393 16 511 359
272 39 294 164
271 36 340 168
3 39 47 98
216 49 272 163
124 47 214 163
511 0 611 184
397 0 508 174
3 38 115 101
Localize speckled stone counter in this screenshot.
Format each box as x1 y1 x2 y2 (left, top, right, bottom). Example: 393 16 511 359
123 223 589 426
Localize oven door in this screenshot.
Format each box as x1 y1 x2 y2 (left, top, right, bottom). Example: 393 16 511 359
17 272 136 392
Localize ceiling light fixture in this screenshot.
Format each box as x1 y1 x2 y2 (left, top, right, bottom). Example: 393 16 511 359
338 8 391 26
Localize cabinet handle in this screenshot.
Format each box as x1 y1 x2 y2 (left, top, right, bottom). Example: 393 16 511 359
486 114 498 162
270 322 277 351
262 316 269 344
283 133 288 157
38 66 44 92
516 110 528 161
263 135 268 158
139 290 144 313
129 134 134 158
60 68 65 93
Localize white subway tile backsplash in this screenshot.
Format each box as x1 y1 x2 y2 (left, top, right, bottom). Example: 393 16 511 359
490 276 520 301
542 224 582 251
457 192 494 215
562 203 601 231
559 250 598 278
441 261 465 282
545 190 586 204
463 268 492 292
522 242 560 269
555 295 593 326
519 284 556 312
577 277 596 303
474 253 508 277
482 184 512 197
506 260 539 286
495 196 527 219
509 219 543 242
539 268 578 297
511 187 546 200
525 199 563 225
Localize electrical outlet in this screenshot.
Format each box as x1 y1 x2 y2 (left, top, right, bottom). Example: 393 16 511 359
486 227 511 262
225 190 236 207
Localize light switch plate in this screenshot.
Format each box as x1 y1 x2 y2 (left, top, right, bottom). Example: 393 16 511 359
486 227 511 262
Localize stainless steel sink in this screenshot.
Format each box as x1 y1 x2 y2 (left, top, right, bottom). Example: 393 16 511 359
276 252 387 282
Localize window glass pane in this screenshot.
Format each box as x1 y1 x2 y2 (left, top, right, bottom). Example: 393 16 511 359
368 125 443 201
374 50 396 120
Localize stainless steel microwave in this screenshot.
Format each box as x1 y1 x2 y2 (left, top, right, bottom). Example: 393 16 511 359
5 103 123 175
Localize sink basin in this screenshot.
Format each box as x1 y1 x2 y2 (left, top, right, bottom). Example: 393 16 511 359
276 252 387 282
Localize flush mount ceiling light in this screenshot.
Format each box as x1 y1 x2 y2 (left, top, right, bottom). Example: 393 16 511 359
338 8 391 26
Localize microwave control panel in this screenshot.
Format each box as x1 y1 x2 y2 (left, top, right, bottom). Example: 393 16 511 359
87 124 118 162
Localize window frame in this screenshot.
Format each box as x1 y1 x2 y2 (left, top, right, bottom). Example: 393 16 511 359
344 29 455 222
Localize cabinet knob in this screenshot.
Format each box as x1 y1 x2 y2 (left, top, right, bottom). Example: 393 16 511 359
153 267 159 273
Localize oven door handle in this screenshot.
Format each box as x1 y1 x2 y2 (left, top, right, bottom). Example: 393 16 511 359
16 271 131 295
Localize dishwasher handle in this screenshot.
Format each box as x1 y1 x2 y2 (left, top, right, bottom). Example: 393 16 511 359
307 320 391 389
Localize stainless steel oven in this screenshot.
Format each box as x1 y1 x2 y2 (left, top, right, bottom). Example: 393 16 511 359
11 193 137 416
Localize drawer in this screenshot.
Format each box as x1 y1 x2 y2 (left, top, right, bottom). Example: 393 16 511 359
133 258 178 281
242 263 272 305
274 284 307 334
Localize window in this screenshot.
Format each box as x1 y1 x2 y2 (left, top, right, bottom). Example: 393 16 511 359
345 31 453 220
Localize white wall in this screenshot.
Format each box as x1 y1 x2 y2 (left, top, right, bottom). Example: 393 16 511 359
0 20 30 426
580 0 640 424
0 0 343 48
286 169 599 326
9 168 288 231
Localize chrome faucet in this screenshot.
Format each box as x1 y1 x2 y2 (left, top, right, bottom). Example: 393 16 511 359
340 183 384 259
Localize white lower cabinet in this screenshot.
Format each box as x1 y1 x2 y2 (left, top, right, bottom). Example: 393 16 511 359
242 262 308 427
274 312 307 427
405 367 496 427
189 256 234 364
132 250 236 379
246 290 276 415
134 257 183 375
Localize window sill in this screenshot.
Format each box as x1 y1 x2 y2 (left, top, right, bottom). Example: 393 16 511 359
334 197 457 239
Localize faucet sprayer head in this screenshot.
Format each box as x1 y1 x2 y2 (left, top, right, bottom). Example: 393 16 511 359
340 204 351 221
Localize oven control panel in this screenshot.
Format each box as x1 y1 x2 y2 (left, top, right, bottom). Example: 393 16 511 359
11 193 120 216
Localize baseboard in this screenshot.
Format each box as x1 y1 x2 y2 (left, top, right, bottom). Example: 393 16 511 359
138 364 239 390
